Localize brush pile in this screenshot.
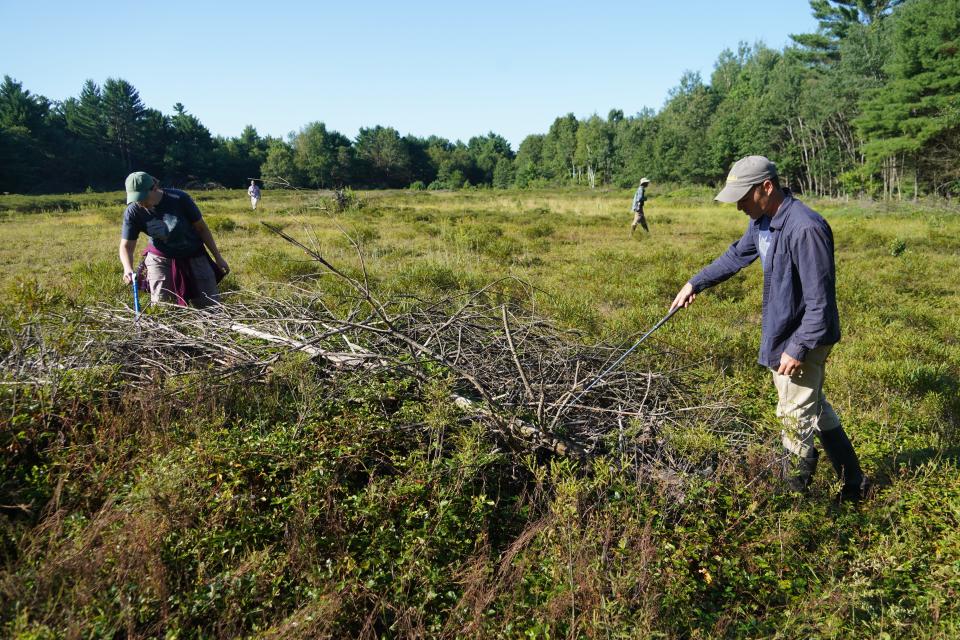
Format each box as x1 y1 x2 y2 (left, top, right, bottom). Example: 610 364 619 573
2 225 751 485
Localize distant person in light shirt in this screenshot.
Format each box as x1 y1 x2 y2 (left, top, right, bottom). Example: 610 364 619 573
248 180 261 210
631 177 650 233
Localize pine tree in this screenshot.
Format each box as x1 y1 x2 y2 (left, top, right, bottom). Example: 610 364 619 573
0 75 48 133
65 80 106 148
164 103 214 182
791 0 903 66
101 78 146 172
856 0 960 197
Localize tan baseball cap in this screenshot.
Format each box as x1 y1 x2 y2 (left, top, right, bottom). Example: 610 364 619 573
715 156 777 203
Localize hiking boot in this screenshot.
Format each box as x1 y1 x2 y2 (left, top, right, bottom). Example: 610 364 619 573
818 426 869 502
780 448 819 493
836 475 872 503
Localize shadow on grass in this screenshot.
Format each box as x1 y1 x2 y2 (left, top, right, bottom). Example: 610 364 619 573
870 445 960 491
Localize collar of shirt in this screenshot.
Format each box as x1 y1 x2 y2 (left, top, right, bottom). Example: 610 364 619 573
767 194 795 231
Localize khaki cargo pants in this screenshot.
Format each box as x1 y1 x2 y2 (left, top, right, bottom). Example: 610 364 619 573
145 253 220 308
772 344 841 458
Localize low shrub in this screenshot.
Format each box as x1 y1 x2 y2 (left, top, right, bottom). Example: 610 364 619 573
523 221 555 239
332 188 365 212
246 249 319 281
206 215 239 233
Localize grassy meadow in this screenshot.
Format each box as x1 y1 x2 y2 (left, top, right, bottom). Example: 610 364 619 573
1 186 959 638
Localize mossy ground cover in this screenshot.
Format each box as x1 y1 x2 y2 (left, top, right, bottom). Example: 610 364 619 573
1 187 958 638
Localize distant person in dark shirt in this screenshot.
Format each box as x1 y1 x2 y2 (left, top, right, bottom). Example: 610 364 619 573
118 171 230 307
631 177 650 233
248 180 261 210
670 156 869 501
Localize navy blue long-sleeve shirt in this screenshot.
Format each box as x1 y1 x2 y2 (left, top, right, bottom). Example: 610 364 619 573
688 195 841 368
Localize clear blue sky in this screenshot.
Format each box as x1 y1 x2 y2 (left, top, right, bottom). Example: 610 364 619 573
1 1 818 148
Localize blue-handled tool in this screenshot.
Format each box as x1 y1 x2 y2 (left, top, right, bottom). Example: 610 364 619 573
132 273 141 316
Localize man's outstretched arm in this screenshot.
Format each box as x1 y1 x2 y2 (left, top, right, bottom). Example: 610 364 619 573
670 224 760 311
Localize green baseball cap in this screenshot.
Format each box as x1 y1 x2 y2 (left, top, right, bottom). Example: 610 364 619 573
715 156 778 203
125 171 157 204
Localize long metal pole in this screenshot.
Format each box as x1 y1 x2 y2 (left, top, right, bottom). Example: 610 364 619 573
568 305 681 408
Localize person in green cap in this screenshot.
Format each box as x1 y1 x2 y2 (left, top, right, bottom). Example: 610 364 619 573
118 171 230 307
670 155 869 502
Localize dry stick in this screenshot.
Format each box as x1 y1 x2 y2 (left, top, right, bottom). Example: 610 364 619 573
536 354 546 424
433 277 530 333
336 216 421 369
263 221 419 362
502 305 535 403
260 223 587 458
227 320 587 457
547 360 583 431
452 326 464 365
230 323 365 367
552 306 682 430
262 223 490 396
451 397 586 457
13 260 745 478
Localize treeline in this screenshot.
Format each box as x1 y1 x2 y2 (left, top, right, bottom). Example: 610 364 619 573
1 0 957 197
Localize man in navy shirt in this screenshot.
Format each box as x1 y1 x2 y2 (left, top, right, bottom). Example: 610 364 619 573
118 172 230 307
670 156 868 501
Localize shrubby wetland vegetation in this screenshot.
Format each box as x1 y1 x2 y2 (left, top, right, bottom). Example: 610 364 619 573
1 185 958 637
2 0 960 637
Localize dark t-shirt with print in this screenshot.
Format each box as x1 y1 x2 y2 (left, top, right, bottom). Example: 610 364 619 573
121 189 204 258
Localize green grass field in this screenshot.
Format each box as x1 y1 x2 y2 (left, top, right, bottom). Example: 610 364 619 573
2 187 959 638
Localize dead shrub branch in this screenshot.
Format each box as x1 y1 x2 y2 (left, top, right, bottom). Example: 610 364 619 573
2 225 751 488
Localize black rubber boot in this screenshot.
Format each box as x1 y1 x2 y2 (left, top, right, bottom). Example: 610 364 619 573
781 448 820 493
818 427 870 501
